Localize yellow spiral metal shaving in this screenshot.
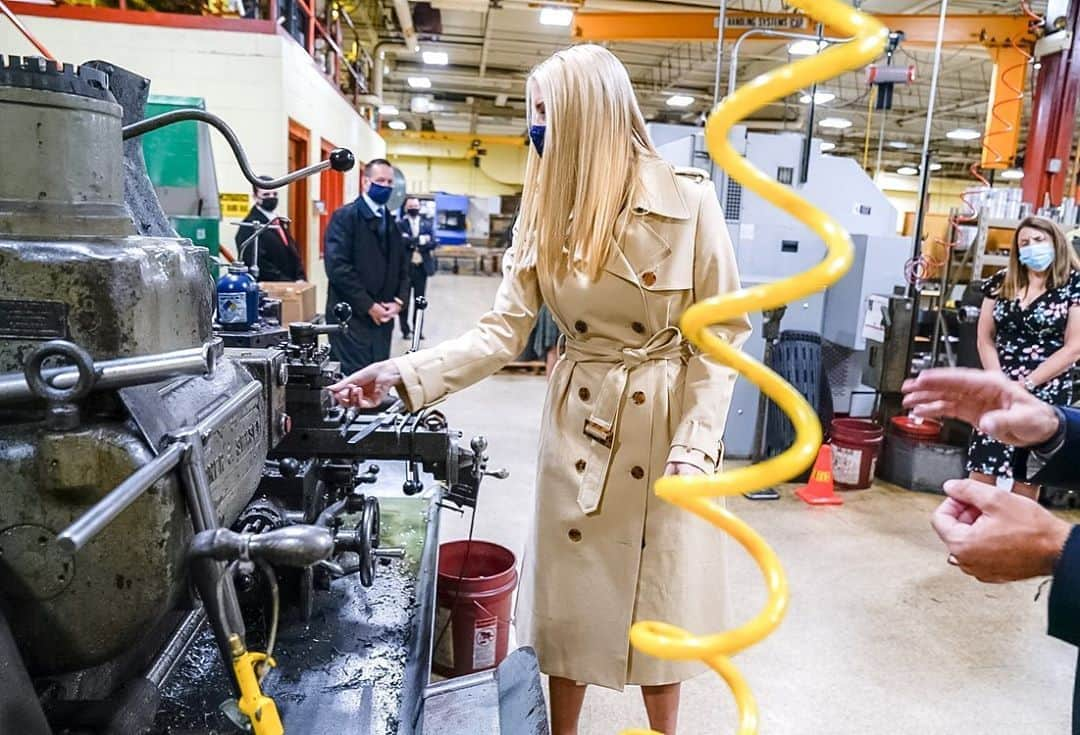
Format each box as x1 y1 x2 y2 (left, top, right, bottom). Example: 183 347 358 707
624 4 887 734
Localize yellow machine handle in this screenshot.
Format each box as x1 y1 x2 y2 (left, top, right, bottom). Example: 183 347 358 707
623 2 889 734
229 634 285 735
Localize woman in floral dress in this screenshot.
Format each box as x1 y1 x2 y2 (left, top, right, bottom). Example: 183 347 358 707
971 215 1080 499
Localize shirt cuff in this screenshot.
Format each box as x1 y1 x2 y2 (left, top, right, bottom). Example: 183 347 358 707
1026 406 1068 478
666 444 717 474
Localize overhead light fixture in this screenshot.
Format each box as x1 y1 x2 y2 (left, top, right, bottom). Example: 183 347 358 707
897 166 919 176
1001 168 1024 180
666 94 695 108
887 140 910 149
946 127 980 141
388 120 407 131
820 141 836 152
929 162 942 171
408 76 432 89
422 50 448 66
789 39 826 56
494 93 509 107
819 117 852 129
800 91 835 104
379 104 399 116
411 96 432 114
539 6 573 26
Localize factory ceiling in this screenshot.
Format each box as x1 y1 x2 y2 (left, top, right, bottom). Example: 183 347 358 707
364 0 1055 180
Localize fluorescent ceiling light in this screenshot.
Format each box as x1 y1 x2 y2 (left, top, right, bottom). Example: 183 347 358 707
789 39 826 56
946 127 980 140
666 94 695 108
897 166 919 176
929 162 942 171
1000 168 1024 180
820 141 836 152
411 96 432 114
379 105 399 116
388 120 407 131
408 77 432 89
422 51 448 66
887 140 910 149
539 7 573 26
819 117 852 129
800 91 835 104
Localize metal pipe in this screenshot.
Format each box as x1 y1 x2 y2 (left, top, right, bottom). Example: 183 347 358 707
905 0 950 377
0 0 55 60
122 110 352 190
0 341 220 405
712 0 727 107
799 23 825 184
56 443 185 553
392 0 419 52
146 609 207 687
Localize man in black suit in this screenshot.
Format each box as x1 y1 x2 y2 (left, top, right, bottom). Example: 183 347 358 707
324 159 409 373
397 196 436 340
903 368 1080 733
235 180 305 282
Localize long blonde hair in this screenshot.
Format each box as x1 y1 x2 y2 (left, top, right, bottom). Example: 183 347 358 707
515 44 658 285
997 216 1080 299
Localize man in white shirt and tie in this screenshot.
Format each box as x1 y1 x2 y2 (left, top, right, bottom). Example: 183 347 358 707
397 196 436 340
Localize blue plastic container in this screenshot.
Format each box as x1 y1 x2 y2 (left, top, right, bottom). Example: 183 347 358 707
216 264 260 330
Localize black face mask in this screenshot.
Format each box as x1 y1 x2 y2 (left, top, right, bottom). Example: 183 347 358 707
259 196 278 212
407 208 421 217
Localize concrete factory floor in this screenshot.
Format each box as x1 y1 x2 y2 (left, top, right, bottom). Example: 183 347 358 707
393 273 1080 735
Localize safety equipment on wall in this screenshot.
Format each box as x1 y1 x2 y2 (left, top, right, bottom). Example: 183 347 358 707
622 2 888 734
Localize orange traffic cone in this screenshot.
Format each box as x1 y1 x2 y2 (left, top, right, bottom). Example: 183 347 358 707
795 444 843 506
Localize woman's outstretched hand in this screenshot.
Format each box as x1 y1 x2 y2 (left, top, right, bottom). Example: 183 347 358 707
327 360 403 409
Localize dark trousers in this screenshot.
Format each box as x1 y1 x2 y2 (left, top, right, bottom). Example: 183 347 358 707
329 317 393 374
400 264 429 336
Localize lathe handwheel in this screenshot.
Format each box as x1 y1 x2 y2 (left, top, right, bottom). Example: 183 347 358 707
358 496 380 588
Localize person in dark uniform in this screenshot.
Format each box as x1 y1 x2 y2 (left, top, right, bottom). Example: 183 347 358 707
397 196 436 340
324 159 410 373
235 180 306 281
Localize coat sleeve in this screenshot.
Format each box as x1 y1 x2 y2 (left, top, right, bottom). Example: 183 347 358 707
1049 526 1080 647
666 183 752 472
1028 407 1080 488
391 246 541 411
324 209 375 315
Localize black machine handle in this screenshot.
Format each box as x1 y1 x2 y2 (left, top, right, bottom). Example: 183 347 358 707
288 303 352 342
122 109 355 190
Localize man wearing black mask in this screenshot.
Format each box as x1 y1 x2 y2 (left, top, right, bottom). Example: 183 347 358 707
235 179 306 281
324 159 410 373
397 196 436 340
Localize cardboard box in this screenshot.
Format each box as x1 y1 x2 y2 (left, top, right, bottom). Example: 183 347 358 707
260 281 317 325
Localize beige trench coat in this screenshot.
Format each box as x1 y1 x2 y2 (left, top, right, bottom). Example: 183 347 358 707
392 157 751 690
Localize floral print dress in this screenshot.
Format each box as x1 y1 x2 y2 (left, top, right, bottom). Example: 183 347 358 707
967 268 1080 478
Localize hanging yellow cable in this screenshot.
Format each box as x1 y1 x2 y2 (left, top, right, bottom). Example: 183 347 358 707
622 2 888 734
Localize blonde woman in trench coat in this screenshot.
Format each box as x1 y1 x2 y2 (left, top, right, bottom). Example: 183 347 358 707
329 44 751 735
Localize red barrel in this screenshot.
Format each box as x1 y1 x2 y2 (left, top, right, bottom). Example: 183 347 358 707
434 540 518 678
829 418 884 490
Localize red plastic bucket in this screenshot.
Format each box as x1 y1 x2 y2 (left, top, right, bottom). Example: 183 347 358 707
829 418 884 490
434 540 518 678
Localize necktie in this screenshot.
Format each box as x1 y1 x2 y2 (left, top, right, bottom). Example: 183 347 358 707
271 219 288 245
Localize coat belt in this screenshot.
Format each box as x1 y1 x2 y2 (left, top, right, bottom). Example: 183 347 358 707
563 327 686 514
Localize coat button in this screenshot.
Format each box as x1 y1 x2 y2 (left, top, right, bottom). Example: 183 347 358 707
575 459 587 473
574 320 587 333
641 271 657 287
578 387 591 401
632 391 645 405
631 466 645 480
568 529 582 542
632 322 646 334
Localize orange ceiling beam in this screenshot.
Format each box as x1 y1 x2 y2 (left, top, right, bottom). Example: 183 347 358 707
572 11 1033 48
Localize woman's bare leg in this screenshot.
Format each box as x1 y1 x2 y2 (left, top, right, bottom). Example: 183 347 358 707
549 677 587 735
641 683 681 734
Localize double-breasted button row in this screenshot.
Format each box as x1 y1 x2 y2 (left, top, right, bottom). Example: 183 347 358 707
574 320 587 333
575 459 587 473
579 387 590 401
631 391 645 405
631 466 645 480
632 322 646 334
